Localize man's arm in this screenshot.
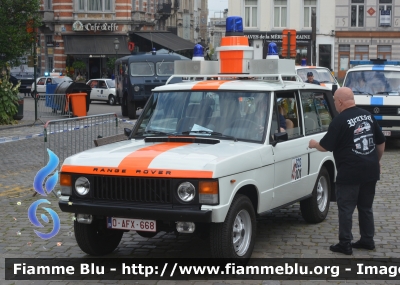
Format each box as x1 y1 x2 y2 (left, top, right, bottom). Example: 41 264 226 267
308 139 328 152
376 142 385 161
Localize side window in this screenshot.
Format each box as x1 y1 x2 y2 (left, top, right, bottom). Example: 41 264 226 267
276 92 302 139
300 91 333 135
38 78 45 85
130 62 154 76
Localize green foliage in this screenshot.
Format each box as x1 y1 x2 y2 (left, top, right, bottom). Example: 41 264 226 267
72 61 86 73
0 0 41 69
106 57 116 72
0 73 21 125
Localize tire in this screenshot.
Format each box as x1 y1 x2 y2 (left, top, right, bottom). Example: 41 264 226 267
210 195 256 259
121 95 128 117
300 166 331 223
74 218 123 256
127 100 136 119
136 231 158 238
108 95 116 105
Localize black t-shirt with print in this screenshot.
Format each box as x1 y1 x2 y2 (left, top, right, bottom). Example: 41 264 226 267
319 106 386 184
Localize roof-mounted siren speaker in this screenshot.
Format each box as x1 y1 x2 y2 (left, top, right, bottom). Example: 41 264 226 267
266 42 279 59
215 16 254 74
192 44 205 61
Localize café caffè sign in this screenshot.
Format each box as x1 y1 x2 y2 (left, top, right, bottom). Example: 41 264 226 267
72 21 118 32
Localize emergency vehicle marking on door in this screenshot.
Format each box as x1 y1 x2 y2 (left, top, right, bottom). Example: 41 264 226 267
291 157 302 181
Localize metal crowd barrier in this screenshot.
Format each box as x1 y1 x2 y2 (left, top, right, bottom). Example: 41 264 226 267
36 94 71 119
43 113 119 167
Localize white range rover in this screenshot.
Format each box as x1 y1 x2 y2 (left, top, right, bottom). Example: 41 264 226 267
58 21 337 259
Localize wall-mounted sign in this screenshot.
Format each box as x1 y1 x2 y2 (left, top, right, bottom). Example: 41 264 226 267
380 10 391 26
72 21 119 32
244 31 311 43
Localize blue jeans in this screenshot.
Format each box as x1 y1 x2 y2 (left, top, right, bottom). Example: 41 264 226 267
335 181 376 246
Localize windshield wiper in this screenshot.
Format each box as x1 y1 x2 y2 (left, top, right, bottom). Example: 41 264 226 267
182 130 237 142
352 90 373 95
144 130 177 136
376 91 399 95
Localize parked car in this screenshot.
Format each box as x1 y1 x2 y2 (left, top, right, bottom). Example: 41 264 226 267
295 66 339 90
10 73 36 95
30 76 73 97
86 79 117 105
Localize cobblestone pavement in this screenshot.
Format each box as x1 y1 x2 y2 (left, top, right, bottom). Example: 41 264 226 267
1 100 400 284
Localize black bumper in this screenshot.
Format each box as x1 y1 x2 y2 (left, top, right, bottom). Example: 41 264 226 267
59 200 212 223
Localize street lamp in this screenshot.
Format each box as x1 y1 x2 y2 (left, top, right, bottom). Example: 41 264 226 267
114 38 120 59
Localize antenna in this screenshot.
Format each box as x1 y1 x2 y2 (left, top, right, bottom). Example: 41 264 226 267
150 32 153 50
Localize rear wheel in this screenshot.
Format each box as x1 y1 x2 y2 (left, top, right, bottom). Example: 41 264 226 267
108 95 116 105
121 95 128 117
210 195 256 259
74 218 123 256
300 166 331 223
127 100 136 119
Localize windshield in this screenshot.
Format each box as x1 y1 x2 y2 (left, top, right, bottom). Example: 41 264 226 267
106 79 115 88
344 70 400 95
297 68 336 84
133 91 271 142
130 62 155 76
157 62 175 76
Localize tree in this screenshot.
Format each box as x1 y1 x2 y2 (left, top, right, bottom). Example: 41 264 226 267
0 0 41 70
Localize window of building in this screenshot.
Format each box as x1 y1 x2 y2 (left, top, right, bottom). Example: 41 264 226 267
45 35 53 45
274 0 287 28
45 0 52 10
47 57 53 73
244 0 258 28
338 44 350 78
303 0 317 28
379 0 392 26
351 0 364 27
355 45 369 60
378 45 391 60
77 0 112 12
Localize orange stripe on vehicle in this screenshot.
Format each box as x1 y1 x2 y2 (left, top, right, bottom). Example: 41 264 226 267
118 142 190 169
220 50 244 73
320 83 326 87
60 165 213 178
192 80 229 90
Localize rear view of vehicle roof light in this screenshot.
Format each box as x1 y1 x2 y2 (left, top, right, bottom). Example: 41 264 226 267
301 58 307 66
266 42 279 59
192 44 204 61
225 16 244 36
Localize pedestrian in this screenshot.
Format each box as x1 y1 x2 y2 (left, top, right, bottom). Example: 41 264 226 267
305 71 321 85
308 87 385 255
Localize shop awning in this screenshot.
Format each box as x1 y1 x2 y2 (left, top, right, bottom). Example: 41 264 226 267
132 32 195 52
63 35 131 55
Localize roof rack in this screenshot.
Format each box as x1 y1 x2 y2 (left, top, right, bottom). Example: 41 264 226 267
350 59 400 66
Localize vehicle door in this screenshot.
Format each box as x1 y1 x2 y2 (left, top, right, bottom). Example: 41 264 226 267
97 80 108 100
36 78 46 93
269 91 310 209
299 90 334 187
89 80 99 100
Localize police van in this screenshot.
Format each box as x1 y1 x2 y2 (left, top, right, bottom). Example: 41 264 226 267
343 59 400 137
59 17 337 259
115 50 185 119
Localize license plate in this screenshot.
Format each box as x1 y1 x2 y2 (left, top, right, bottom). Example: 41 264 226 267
382 131 391 136
107 217 156 232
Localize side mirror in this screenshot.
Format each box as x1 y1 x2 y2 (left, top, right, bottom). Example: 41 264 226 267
332 84 338 95
272 132 288 146
124 128 132 137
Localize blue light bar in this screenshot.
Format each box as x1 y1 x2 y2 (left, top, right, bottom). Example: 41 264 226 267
225 16 244 36
44 72 49 76
350 60 400 66
266 42 279 59
301 58 307 66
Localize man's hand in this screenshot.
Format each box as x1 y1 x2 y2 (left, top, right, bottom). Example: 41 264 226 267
309 139 318 149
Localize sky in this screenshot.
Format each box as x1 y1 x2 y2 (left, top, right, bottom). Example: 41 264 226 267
208 0 228 19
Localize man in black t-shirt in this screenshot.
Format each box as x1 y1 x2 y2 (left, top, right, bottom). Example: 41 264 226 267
308 87 386 255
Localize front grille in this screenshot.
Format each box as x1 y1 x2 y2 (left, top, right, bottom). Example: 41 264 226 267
359 105 400 116
92 176 172 203
145 84 160 94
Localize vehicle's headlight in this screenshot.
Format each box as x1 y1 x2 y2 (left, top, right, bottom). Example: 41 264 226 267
133 85 140 92
177 182 195 202
75 177 90 196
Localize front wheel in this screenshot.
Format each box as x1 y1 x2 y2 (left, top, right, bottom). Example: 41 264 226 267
74 218 123 256
108 95 116 105
210 195 256 259
300 166 331 223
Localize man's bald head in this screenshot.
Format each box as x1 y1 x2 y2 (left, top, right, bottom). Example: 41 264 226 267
334 87 356 113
